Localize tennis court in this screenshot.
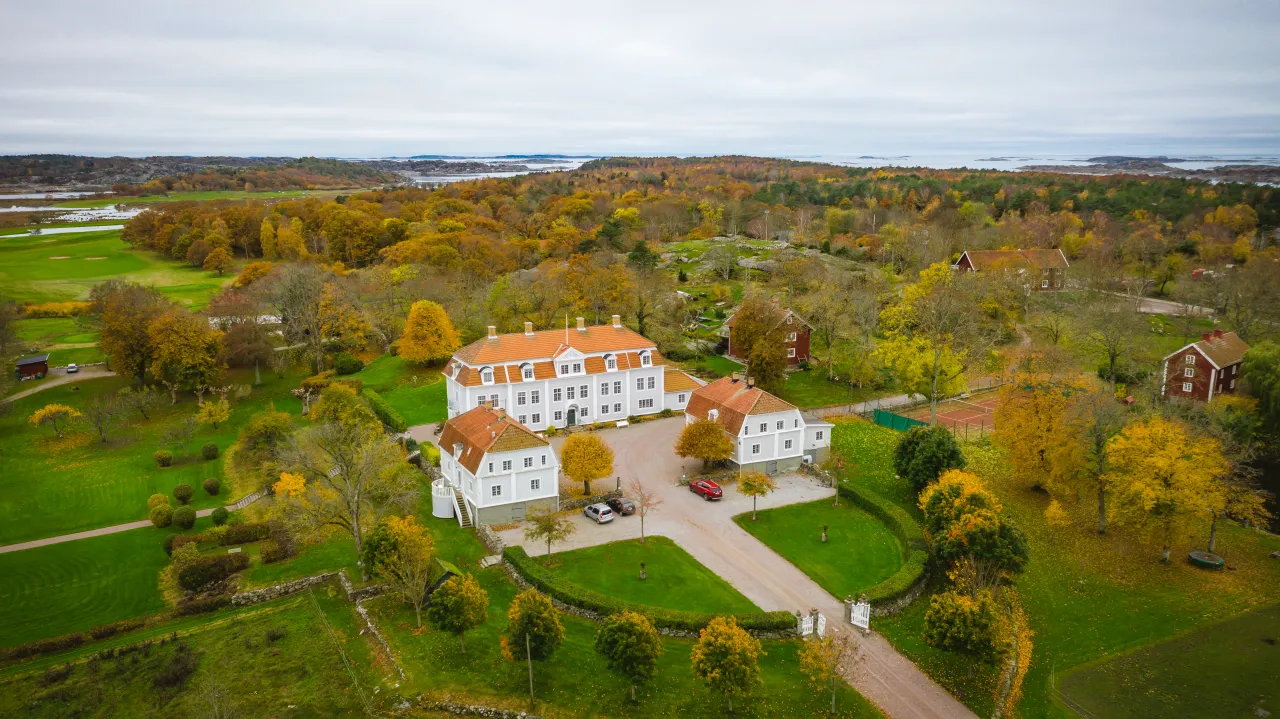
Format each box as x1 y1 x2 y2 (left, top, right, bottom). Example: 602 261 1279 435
902 389 1000 435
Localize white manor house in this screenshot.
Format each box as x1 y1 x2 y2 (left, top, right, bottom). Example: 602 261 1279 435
443 315 701 431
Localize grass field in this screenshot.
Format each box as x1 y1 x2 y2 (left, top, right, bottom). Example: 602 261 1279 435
544 537 760 614
370 518 883 719
0 227 230 306
827 419 1280 718
0 592 382 718
50 189 315 209
349 354 447 426
733 499 904 601
1058 604 1280 718
683 354 744 378
240 534 360 589
777 368 882 409
0 368 304 545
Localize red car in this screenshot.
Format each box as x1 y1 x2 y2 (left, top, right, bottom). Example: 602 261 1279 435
689 480 723 500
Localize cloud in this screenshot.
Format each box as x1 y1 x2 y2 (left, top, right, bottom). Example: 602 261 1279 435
0 0 1277 156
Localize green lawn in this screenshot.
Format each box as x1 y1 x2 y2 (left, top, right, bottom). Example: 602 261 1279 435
544 537 759 614
0 592 383 718
683 354 744 378
1058 604 1280 718
0 368 304 545
827 418 1280 718
350 354 447 426
51 189 314 208
733 500 903 601
370 519 883 719
0 228 230 306
240 534 360 588
46 346 106 365
777 369 882 409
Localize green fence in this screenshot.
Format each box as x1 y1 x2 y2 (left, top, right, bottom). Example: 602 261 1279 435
873 408 929 432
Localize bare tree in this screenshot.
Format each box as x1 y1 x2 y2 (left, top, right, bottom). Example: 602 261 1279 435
80 393 126 443
1080 299 1144 387
627 478 664 544
703 246 736 281
268 264 327 373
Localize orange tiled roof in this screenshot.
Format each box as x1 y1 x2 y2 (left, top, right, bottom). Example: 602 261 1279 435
685 376 796 435
445 350 665 387
438 406 548 474
663 368 702 393
453 325 657 365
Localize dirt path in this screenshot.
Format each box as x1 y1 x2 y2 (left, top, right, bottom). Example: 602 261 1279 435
478 417 976 719
3 365 115 403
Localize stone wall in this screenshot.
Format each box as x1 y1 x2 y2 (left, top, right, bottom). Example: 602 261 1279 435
419 699 542 718
476 524 505 555
870 568 930 618
558 489 623 512
230 573 338 606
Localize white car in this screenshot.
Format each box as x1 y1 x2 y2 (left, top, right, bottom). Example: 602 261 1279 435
583 503 615 524
65 364 79 374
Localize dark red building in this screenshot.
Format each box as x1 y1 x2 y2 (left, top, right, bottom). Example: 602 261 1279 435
725 304 811 365
15 353 49 379
1160 330 1248 402
954 248 1069 290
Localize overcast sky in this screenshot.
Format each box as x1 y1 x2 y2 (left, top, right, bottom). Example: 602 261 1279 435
1 1 1277 158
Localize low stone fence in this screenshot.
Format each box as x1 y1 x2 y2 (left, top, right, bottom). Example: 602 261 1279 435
558 489 623 512
476 524 505 555
231 573 339 607
419 699 542 719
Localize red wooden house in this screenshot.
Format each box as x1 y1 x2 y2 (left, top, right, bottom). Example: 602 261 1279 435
953 249 1069 290
725 302 811 365
15 353 49 379
1160 329 1248 402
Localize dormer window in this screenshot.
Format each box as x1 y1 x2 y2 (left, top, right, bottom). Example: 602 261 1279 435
480 367 494 385
708 409 719 422
572 362 582 373
605 354 616 371
522 364 534 381
560 363 570 375
640 351 651 367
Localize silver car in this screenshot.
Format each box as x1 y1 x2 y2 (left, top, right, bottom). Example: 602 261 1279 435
583 503 614 524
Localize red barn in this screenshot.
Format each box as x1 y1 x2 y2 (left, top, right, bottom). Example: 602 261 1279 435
953 249 1069 290
15 353 50 379
725 303 811 365
1160 330 1249 402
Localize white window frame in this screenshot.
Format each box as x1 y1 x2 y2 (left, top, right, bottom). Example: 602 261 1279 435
530 478 541 491
531 390 540 404
523 365 534 380
787 332 797 342
502 459 512 471
785 439 793 450
566 386 575 400
560 363 570 375
517 392 527 406
613 381 622 394
601 404 608 415
1183 382 1193 392
532 413 541 424
541 453 547 466
490 393 499 407
553 388 562 402
816 430 824 441
640 352 652 367
776 421 784 430
524 456 533 468
491 485 502 497
572 362 582 373
647 377 655 390
1185 354 1196 365
639 398 654 409
636 377 645 390
614 402 622 413
519 414 527 424
1184 368 1194 377
678 393 686 402
554 410 563 421
487 462 494 474
787 347 796 358
1041 279 1049 289
476 396 486 407
480 367 494 385
605 355 616 371
580 384 589 398
759 422 767 433
752 444 760 455
601 383 609 396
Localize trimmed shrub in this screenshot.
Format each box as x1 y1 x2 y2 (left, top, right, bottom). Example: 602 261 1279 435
220 521 270 546
201 443 219 460
177 553 251 591
1 632 87 661
332 352 364 375
89 618 145 641
423 443 441 467
210 507 229 526
203 477 221 496
147 493 170 510
503 546 795 634
174 595 230 616
658 408 674 418
153 450 173 468
893 425 965 492
836 482 929 606
172 484 194 505
171 534 201 553
404 437 419 452
362 389 407 432
149 504 174 528
172 505 197 530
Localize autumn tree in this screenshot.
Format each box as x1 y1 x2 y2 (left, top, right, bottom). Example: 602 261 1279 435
674 418 734 470
877 264 981 424
1106 417 1228 562
399 300 461 364
148 309 225 403
30 403 81 438
203 247 234 276
800 281 853 378
993 374 1084 489
502 588 565 662
798 631 859 715
737 471 777 521
309 383 380 434
272 422 420 579
524 507 577 561
894 425 965 491
560 432 614 496
1047 390 1127 534
690 616 764 714
595 611 665 702
208 288 275 385
729 295 789 391
92 279 171 385
116 385 163 420
923 590 1007 677
80 393 125 443
1080 299 1145 387
362 515 435 625
426 573 489 652
259 218 277 260
627 477 663 544
269 264 328 372
197 397 231 429
1242 341 1280 430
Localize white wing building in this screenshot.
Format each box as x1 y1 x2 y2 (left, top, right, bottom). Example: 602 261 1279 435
684 375 832 474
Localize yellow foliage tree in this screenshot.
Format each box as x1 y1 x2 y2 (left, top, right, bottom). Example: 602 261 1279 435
197 397 230 429
560 432 614 496
674 418 734 470
1106 417 1228 562
233 260 274 288
369 515 436 627
259 218 277 260
147 309 225 402
992 374 1085 488
398 300 461 364
202 247 234 276
798 632 859 715
29 403 82 438
736 471 777 522
690 617 764 714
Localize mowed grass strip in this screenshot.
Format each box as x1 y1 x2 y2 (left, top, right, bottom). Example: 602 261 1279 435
545 536 760 615
0 369 304 545
349 354 447 426
370 520 882 719
733 499 903 600
0 228 229 306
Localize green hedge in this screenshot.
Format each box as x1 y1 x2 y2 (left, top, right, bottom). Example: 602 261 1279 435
836 482 929 605
503 546 795 634
363 388 407 433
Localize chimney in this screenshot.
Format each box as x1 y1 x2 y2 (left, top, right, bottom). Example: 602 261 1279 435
730 372 741 383
487 325 497 340
1202 332 1212 342
576 317 585 332
747 377 756 388
1214 329 1224 339
524 321 534 336
452 442 464 459
612 314 621 328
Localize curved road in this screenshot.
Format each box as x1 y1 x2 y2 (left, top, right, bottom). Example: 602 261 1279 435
3 365 116 403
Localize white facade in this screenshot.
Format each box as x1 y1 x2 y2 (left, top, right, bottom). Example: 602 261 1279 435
729 409 810 466
440 440 559 522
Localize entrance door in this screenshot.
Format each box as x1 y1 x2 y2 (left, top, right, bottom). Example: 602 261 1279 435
567 408 577 426
766 460 778 475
